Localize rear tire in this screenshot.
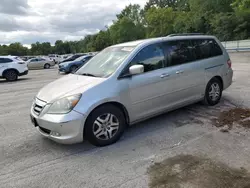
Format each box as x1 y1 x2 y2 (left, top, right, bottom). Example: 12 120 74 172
203 77 222 106
4 70 18 81
84 104 126 147
44 64 50 69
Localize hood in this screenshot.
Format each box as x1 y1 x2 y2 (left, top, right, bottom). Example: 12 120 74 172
37 74 106 103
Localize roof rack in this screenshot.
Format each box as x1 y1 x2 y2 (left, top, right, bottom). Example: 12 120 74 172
167 33 204 37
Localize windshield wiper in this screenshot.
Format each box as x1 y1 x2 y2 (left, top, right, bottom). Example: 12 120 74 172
80 73 97 77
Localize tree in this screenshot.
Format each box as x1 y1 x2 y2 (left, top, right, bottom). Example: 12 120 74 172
7 43 28 56
210 13 239 41
0 45 9 55
94 30 111 51
117 4 144 25
231 0 250 11
145 7 175 37
189 0 234 13
1 1 250 56
54 40 65 54
145 0 189 11
110 17 145 44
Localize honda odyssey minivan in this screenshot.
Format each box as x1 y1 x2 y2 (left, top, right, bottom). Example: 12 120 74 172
30 34 233 146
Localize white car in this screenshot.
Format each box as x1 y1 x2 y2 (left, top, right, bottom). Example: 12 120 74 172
0 56 28 81
48 54 64 63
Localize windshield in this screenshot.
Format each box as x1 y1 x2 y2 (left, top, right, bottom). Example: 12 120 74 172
64 55 73 61
74 55 86 61
76 46 134 77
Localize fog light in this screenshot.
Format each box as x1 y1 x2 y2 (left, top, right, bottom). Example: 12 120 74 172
51 131 61 137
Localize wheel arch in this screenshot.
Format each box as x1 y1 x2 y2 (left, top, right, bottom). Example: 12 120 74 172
211 75 224 89
3 68 19 76
83 101 130 137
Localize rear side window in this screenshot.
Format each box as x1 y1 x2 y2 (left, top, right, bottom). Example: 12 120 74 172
0 58 13 63
163 40 195 67
191 39 223 60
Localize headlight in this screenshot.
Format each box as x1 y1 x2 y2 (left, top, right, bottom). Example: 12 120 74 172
47 94 81 114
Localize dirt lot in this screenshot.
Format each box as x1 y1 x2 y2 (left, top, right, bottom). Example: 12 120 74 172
0 52 250 188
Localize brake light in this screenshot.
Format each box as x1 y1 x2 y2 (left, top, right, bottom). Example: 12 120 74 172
227 59 232 68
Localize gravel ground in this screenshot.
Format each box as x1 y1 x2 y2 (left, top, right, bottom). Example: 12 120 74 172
0 52 250 188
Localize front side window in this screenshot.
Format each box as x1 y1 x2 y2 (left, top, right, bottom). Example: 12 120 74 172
163 40 194 67
127 44 165 73
76 46 134 77
0 58 13 63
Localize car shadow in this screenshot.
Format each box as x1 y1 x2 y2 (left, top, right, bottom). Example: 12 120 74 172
0 77 31 83
39 102 207 151
16 98 231 159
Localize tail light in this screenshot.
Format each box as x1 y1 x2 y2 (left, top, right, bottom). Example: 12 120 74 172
227 59 232 68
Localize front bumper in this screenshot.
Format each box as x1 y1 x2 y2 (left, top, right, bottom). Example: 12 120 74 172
58 66 69 73
30 107 86 144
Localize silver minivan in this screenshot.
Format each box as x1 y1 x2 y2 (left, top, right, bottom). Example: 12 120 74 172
30 34 233 146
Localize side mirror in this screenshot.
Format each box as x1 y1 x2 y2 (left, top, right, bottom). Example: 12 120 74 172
129 64 144 75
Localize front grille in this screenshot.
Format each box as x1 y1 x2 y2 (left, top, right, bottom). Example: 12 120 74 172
39 126 51 135
33 98 46 116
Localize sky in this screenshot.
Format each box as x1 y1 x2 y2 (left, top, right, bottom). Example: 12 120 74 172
0 0 147 47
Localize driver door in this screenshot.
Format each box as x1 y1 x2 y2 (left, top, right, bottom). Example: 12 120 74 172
28 59 38 69
125 43 171 120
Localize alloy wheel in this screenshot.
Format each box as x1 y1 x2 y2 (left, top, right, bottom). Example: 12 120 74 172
92 113 119 140
209 83 220 101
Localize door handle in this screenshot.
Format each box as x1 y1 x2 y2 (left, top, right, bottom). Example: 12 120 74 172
176 70 184 74
160 73 170 78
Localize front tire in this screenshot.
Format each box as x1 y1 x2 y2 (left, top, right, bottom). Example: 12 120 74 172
4 70 18 81
84 104 126 146
203 78 222 106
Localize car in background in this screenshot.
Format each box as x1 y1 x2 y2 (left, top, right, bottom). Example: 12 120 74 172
48 54 64 63
27 57 55 70
20 56 29 61
58 55 93 73
0 56 28 81
59 54 86 64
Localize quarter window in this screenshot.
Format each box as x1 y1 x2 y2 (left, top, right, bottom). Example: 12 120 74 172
192 39 223 60
163 40 195 67
129 44 165 73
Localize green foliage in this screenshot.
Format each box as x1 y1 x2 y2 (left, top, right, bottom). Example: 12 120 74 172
110 17 145 43
232 0 250 11
0 43 28 56
145 7 175 37
189 0 234 13
0 0 250 56
145 0 189 11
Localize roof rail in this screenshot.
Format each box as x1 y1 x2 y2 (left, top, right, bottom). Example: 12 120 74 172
167 33 204 37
